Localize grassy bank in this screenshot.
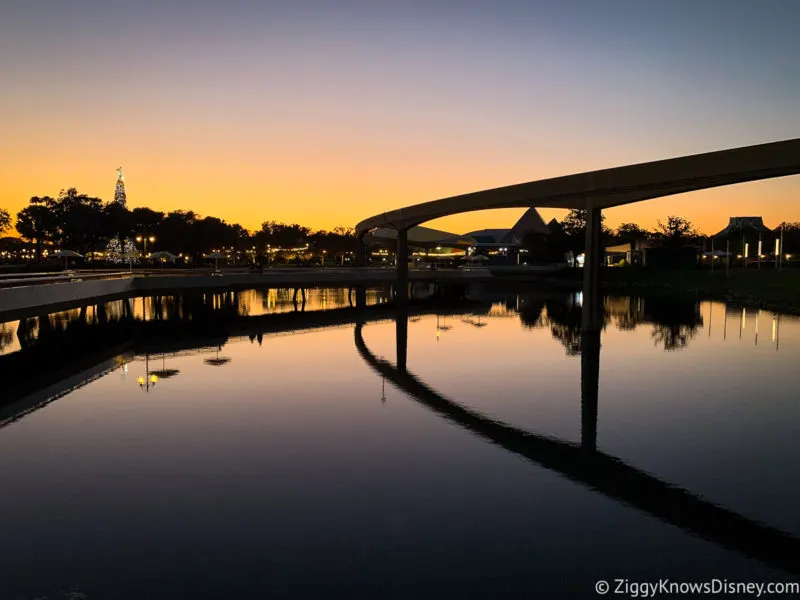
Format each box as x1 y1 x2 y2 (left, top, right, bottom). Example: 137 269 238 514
543 267 800 314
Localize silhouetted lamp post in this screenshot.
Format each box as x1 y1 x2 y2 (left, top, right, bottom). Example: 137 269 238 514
136 235 156 274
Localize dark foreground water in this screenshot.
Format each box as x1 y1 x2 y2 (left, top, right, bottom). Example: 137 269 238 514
1 288 799 599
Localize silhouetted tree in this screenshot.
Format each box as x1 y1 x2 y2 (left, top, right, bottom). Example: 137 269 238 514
157 210 196 254
775 222 800 254
255 221 310 249
653 216 697 250
189 216 237 259
520 232 551 262
129 207 165 236
643 297 703 351
102 202 133 242
518 297 546 328
0 208 10 235
307 226 357 264
50 188 106 256
559 209 611 252
614 222 650 244
16 196 58 261
544 299 585 355
230 223 253 258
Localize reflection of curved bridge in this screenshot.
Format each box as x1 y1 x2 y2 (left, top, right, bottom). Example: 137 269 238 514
354 318 800 575
0 302 489 426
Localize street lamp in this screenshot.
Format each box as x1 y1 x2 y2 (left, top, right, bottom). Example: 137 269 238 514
136 235 156 273
267 244 271 268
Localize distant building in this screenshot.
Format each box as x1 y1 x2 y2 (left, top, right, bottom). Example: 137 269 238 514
464 208 550 249
712 217 772 239
605 240 652 266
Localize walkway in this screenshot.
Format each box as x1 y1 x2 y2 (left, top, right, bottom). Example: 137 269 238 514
0 269 493 321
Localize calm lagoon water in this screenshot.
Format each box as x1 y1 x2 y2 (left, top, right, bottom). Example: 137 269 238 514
1 288 799 599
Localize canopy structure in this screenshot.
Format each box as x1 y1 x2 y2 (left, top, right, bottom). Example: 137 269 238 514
365 226 475 251
53 249 83 270
150 251 178 262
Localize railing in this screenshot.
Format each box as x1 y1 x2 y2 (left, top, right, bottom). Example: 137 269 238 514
0 270 133 289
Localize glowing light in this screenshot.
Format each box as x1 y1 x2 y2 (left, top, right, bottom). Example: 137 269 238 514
114 167 127 207
105 237 139 264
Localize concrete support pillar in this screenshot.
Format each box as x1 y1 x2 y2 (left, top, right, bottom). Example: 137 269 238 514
582 206 603 331
355 234 367 267
396 228 409 306
580 328 601 451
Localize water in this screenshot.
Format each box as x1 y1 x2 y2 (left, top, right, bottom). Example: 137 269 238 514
1 288 799 599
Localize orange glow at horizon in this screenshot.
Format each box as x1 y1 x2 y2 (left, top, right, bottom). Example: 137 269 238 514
2 152 798 237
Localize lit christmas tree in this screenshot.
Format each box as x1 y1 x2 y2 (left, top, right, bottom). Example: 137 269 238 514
105 166 137 263
114 166 127 207
105 237 139 264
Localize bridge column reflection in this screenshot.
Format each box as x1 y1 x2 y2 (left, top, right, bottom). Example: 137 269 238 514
582 206 603 331
355 233 367 267
580 207 603 451
396 301 408 374
395 228 409 306
580 327 600 451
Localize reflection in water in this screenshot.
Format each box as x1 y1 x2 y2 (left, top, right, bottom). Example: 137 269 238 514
358 302 800 575
1 284 800 597
1 287 790 407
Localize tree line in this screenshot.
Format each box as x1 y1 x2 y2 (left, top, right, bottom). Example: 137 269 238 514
2 199 800 265
1 190 357 264
523 209 800 262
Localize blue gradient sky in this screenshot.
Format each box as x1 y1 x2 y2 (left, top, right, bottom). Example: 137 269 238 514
2 0 798 234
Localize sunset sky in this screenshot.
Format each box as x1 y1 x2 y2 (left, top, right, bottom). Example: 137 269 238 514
2 0 798 236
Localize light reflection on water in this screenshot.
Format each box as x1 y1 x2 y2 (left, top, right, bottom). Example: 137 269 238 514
0 289 799 599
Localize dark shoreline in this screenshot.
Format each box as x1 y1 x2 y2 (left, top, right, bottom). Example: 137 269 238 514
518 268 800 316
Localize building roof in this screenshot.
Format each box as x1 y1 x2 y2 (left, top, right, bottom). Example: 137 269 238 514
366 226 475 249
713 217 773 238
503 207 550 244
464 229 510 243
368 207 549 248
465 208 550 245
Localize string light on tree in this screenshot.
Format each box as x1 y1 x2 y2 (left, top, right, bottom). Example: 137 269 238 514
104 237 139 264
104 166 137 263
114 166 127 207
